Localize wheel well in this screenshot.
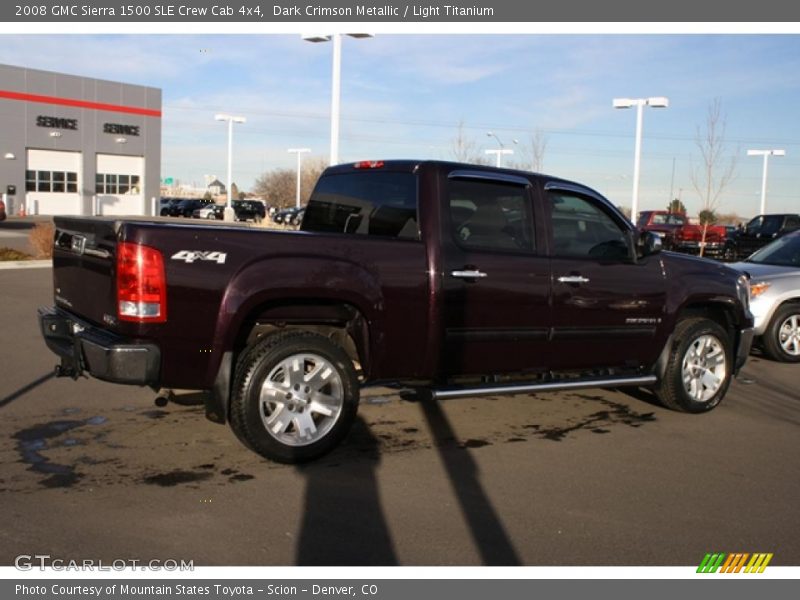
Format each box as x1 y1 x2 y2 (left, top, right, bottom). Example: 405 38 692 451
677 303 736 338
233 300 369 377
777 298 800 309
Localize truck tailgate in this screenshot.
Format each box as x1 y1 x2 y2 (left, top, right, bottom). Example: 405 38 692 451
52 217 119 328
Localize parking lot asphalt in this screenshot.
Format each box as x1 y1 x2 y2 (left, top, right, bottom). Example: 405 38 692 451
1 267 798 567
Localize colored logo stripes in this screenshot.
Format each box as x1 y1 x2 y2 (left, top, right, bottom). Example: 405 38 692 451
697 553 773 573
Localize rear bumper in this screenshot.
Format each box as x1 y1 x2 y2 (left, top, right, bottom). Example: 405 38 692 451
38 306 160 386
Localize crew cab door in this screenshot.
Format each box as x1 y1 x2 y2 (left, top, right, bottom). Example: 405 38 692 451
545 184 667 371
440 171 550 376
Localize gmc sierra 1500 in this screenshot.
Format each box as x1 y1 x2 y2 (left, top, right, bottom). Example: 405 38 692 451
39 160 754 462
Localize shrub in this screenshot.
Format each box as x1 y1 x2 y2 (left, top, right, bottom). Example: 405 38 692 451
29 222 55 259
0 247 33 261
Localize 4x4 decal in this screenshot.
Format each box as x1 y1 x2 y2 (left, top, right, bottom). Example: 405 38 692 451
171 250 227 264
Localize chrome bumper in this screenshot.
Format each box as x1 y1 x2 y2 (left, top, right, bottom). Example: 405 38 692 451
38 306 160 386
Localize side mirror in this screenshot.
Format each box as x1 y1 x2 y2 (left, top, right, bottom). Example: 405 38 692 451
638 231 663 257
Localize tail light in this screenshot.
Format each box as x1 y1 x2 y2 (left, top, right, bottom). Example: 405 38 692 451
117 242 167 323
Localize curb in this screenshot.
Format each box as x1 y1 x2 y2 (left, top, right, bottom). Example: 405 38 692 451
0 260 52 270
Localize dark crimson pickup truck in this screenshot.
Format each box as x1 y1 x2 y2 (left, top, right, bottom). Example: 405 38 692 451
40 160 754 462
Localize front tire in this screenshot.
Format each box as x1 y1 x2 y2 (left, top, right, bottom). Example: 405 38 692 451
230 331 359 463
762 304 800 363
655 318 732 413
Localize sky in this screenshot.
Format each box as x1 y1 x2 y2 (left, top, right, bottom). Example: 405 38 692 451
2 33 800 217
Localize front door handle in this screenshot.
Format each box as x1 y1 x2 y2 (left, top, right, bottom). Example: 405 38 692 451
557 275 590 284
451 269 488 279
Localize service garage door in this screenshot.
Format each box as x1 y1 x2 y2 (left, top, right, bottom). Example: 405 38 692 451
96 154 144 216
26 149 82 216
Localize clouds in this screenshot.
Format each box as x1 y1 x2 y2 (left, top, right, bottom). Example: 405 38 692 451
1 33 799 213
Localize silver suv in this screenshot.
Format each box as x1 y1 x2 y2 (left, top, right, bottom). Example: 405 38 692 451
733 230 800 362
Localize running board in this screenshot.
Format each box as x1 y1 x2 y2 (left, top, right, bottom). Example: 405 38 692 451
431 375 658 400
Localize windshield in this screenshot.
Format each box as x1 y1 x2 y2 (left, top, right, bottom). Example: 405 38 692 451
747 233 800 267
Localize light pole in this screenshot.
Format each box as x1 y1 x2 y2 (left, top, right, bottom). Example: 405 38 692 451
485 131 518 167
747 149 785 215
303 33 372 166
612 96 669 222
288 148 311 208
214 113 246 222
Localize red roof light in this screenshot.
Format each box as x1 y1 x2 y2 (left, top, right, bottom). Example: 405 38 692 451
353 160 384 169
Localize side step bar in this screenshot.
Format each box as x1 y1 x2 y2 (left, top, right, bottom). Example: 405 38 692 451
431 375 658 400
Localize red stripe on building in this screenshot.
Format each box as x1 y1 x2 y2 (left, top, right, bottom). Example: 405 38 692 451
0 90 161 117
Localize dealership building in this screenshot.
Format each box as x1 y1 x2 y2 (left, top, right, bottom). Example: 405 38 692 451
0 63 161 217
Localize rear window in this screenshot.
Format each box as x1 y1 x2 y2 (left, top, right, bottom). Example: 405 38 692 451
302 172 419 240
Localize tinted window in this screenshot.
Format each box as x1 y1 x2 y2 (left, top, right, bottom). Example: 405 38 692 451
448 178 533 252
550 192 629 260
302 172 418 240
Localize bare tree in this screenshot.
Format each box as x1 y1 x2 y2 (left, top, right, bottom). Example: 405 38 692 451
691 99 738 256
450 120 484 164
253 158 327 209
520 128 548 172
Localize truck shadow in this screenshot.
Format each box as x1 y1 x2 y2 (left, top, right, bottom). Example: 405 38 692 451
294 416 398 565
294 404 522 565
415 396 522 566
0 372 55 409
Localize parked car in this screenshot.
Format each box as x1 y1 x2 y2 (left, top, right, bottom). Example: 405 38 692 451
724 213 800 261
39 160 754 463
273 206 302 224
192 204 225 220
192 201 266 222
636 211 687 250
288 207 305 225
169 199 210 218
0 197 6 221
233 200 266 223
671 221 728 258
159 197 182 216
732 230 800 362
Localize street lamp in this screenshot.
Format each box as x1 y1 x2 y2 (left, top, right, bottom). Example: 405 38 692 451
485 131 518 167
214 113 246 222
613 96 669 222
747 149 785 215
288 148 311 208
303 33 372 166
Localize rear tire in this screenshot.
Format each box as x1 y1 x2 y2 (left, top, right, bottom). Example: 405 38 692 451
655 318 732 413
762 304 800 363
229 331 359 463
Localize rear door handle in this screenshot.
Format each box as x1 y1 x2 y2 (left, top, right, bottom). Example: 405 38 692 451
557 275 590 284
451 269 488 279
